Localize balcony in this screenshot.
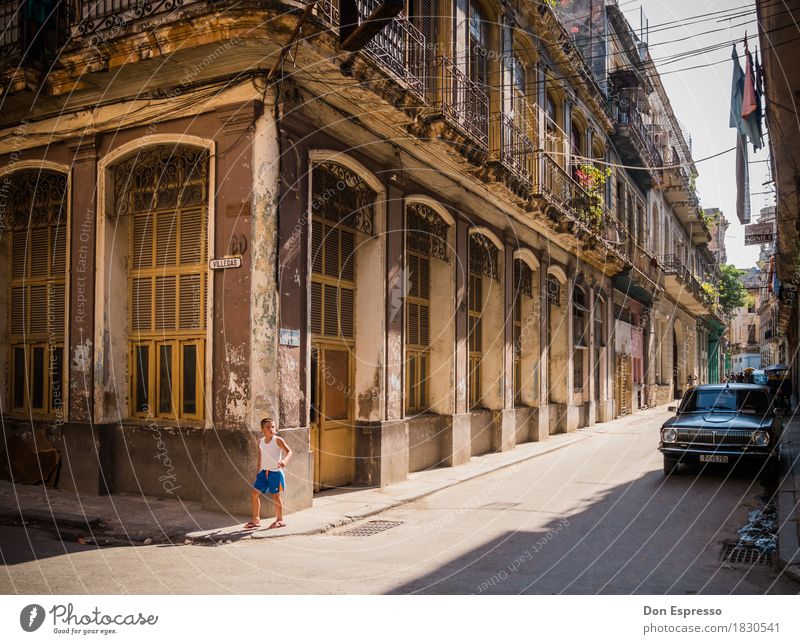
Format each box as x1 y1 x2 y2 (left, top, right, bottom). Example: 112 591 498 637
533 152 599 231
608 97 662 190
1 0 70 89
492 113 535 191
660 254 715 315
353 0 426 100
71 0 202 37
428 55 489 151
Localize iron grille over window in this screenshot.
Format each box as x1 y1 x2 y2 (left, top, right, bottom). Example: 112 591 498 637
469 234 498 280
311 161 376 236
406 202 449 262
514 260 533 298
546 275 561 306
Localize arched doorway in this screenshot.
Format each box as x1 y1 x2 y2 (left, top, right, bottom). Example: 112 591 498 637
308 159 379 490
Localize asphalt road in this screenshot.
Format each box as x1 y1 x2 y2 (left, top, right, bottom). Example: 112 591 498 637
1 409 797 594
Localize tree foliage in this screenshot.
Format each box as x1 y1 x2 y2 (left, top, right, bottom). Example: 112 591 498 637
718 264 748 315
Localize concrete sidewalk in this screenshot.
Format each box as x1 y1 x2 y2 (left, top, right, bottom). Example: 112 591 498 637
777 415 800 581
0 406 673 547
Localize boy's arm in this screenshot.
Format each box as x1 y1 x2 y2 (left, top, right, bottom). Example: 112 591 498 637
277 437 293 467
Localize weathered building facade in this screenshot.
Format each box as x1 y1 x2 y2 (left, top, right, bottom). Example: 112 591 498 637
0 0 720 515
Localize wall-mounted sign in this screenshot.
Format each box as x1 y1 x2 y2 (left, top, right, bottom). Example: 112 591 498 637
744 222 774 246
280 328 300 347
209 257 242 270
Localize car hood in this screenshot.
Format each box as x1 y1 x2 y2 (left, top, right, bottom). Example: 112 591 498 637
664 412 772 431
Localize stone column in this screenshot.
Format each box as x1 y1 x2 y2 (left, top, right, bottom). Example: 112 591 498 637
444 218 471 466
494 241 516 452
60 136 111 496
67 137 98 424
355 182 408 486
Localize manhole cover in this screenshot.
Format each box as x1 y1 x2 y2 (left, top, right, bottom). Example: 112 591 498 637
720 543 774 566
339 520 402 537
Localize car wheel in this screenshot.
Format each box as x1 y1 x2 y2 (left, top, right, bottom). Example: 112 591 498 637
663 457 680 476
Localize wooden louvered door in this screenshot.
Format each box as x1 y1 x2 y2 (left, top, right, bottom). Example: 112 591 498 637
310 216 355 491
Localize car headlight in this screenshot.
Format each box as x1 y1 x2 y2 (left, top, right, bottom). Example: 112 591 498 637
662 428 678 443
752 431 770 447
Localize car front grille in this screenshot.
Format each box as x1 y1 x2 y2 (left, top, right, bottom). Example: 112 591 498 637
675 428 755 446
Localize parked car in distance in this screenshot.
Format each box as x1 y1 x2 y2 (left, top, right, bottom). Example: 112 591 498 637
659 384 781 478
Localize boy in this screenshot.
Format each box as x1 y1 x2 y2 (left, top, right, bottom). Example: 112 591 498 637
244 418 292 530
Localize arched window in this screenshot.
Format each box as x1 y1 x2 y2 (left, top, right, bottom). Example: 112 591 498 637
468 233 498 409
573 287 587 394
513 259 533 406
116 147 209 421
405 202 448 413
594 296 606 400
6 170 68 417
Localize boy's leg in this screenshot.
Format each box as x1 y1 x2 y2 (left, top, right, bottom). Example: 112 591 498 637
272 491 283 523
250 488 261 524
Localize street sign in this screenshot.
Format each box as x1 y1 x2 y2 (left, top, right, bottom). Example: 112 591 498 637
209 257 242 270
744 222 774 245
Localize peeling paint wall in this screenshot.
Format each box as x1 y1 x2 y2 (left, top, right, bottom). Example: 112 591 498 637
249 95 280 428
355 232 385 422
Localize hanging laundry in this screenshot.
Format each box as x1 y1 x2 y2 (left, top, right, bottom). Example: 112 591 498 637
754 50 765 150
742 35 757 118
742 37 763 151
730 45 752 224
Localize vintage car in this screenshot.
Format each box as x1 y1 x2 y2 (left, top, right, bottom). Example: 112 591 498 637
659 384 781 478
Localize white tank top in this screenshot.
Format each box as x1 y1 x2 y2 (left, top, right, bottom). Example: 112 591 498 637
259 437 282 471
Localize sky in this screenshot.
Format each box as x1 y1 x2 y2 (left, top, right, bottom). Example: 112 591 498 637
621 0 772 270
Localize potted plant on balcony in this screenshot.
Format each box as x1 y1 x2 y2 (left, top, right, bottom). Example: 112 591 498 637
572 164 611 228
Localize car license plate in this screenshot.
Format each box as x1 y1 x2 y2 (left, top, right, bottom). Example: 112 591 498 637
699 454 728 464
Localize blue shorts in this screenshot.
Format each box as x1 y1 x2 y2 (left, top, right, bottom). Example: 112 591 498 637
253 469 285 495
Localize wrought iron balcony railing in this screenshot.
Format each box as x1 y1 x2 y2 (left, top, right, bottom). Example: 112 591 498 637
429 54 489 149
534 152 599 230
495 113 534 186
609 99 663 173
356 0 426 99
661 254 714 305
1 0 70 64
73 0 201 36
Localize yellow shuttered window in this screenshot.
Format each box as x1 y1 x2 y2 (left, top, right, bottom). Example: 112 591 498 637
7 171 68 418
404 202 448 415
309 161 376 345
118 148 208 421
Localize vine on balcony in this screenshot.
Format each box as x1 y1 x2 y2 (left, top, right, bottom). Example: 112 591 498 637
573 164 611 228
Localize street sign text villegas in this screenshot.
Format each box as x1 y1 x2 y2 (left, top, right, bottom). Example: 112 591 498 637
209 257 242 270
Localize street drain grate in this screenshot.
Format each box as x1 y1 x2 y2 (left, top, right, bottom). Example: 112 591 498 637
720 543 774 566
339 520 402 537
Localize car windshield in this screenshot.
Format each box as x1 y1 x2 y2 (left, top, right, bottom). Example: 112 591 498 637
680 389 770 414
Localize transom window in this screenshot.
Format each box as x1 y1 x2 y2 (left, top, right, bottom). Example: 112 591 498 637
119 147 209 421
7 170 68 417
